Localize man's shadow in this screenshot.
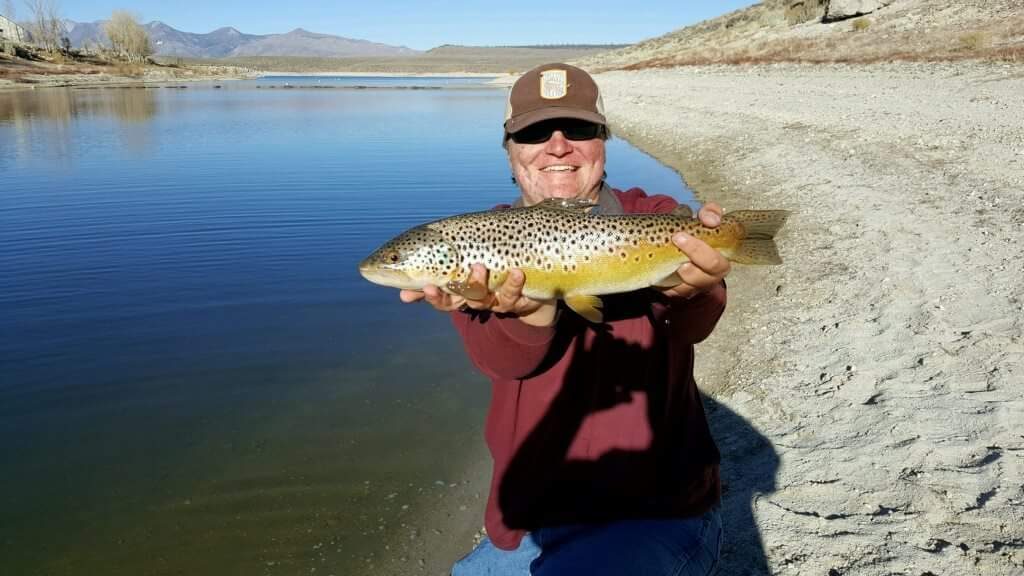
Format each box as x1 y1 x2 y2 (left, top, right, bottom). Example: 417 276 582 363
496 293 778 574
704 395 778 575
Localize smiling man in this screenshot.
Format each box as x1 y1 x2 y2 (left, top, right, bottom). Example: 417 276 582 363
402 63 729 576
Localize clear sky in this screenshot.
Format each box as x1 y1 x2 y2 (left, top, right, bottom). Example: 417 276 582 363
42 1 758 51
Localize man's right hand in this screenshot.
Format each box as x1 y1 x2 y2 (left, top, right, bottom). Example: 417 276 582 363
400 263 558 327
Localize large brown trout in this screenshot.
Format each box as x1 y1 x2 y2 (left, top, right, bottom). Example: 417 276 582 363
359 199 789 322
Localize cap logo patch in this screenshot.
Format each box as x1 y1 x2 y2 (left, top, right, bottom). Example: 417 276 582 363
539 70 568 99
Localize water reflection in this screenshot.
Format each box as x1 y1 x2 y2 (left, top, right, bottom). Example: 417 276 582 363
0 88 157 163
0 86 158 123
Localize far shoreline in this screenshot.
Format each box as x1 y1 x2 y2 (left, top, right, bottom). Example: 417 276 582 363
0 69 516 91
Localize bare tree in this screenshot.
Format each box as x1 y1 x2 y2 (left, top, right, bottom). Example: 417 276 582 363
23 0 62 52
127 16 151 61
104 10 151 62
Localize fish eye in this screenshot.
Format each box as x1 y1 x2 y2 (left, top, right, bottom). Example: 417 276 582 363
388 252 400 263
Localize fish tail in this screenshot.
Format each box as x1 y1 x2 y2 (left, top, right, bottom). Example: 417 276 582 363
723 210 790 265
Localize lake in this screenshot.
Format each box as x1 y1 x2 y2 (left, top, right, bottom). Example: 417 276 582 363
0 76 696 575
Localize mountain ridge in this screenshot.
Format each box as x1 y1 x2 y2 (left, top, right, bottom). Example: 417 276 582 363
64 19 420 58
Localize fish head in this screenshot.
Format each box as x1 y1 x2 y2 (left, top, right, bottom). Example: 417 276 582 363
358 225 460 290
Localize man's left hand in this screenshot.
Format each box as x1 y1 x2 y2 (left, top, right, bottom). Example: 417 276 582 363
658 202 731 299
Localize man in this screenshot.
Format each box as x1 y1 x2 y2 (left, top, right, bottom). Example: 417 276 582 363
401 63 729 575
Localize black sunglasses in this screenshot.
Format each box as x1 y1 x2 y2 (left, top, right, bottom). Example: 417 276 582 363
509 119 605 145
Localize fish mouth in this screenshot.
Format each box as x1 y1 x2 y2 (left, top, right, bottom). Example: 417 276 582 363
358 261 418 290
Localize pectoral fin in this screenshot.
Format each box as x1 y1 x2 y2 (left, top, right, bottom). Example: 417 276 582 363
447 277 489 300
564 295 604 323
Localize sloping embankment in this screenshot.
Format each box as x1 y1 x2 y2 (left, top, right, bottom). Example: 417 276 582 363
597 62 1024 574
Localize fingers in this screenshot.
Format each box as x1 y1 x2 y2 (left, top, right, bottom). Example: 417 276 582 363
698 202 723 227
399 290 424 304
420 284 465 311
676 262 721 292
496 268 526 306
407 265 543 317
423 284 445 306
669 232 731 298
673 232 731 278
470 263 489 289
462 264 496 310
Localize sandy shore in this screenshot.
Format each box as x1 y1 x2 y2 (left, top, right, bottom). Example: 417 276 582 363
0 61 259 91
595 62 1024 574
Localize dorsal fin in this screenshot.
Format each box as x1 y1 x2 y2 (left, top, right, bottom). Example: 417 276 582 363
534 198 598 212
671 204 694 218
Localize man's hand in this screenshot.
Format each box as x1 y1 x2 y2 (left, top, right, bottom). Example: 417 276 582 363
400 264 558 326
659 202 731 299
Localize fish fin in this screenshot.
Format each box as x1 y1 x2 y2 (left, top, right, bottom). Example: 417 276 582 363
724 210 791 239
447 278 489 300
652 271 683 288
723 210 790 265
731 238 783 265
535 198 598 212
564 295 604 323
671 204 694 218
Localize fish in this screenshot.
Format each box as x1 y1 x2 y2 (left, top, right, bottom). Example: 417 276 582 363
358 198 789 322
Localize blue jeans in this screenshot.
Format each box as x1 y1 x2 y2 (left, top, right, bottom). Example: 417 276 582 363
452 507 722 576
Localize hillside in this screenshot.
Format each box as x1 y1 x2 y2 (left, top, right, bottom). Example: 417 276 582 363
163 46 622 74
577 0 1023 69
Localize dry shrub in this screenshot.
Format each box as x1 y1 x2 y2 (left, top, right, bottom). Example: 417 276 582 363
986 44 1024 62
114 63 145 77
959 31 991 51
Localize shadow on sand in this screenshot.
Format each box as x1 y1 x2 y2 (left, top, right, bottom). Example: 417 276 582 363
705 395 779 575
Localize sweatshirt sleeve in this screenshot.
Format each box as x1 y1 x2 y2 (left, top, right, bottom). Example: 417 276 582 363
450 311 558 381
668 281 727 344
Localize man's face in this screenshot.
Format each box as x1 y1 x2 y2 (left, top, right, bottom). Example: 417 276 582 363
506 119 606 206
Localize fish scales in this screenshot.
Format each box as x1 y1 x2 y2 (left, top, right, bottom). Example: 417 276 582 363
359 199 789 322
430 207 692 298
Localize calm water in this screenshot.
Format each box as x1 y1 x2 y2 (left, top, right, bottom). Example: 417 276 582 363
0 77 695 575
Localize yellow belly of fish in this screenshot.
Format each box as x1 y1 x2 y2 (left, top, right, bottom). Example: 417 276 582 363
517 242 686 300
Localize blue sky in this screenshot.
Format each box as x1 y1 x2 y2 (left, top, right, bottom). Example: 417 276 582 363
44 1 757 50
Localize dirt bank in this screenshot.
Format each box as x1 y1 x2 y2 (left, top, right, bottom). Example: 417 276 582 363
597 61 1024 574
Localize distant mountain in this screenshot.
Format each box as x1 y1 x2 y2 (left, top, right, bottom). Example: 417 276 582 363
143 22 265 57
63 20 420 58
232 28 418 58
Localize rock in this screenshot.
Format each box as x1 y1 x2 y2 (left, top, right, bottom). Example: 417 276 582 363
824 0 894 22
786 0 828 24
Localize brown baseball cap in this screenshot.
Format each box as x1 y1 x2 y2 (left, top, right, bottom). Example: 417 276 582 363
504 63 607 134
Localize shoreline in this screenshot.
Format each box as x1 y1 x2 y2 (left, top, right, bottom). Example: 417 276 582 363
596 62 1023 574
255 71 510 78
0 62 515 91
0 69 260 91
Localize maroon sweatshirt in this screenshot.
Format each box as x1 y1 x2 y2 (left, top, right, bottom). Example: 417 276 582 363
451 187 724 551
